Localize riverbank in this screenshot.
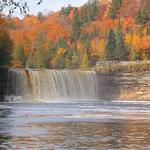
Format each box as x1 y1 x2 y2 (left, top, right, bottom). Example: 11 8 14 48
94 62 150 101
97 71 150 101
96 62 150 101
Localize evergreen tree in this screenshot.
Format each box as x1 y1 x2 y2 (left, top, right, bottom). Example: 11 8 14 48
57 37 67 49
7 15 17 29
25 54 34 68
141 10 149 24
144 0 150 14
147 26 150 35
25 36 35 68
60 7 65 15
80 0 99 23
60 4 73 16
71 8 82 41
56 56 65 69
80 33 90 67
108 0 122 19
115 23 128 61
135 10 149 25
0 31 12 68
34 32 47 69
106 28 116 61
80 5 89 23
13 43 25 67
70 49 79 68
63 49 78 68
87 0 99 22
37 12 44 21
80 33 91 52
135 10 143 25
47 40 56 68
55 37 70 69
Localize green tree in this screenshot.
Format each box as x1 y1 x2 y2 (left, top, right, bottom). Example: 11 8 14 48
80 0 99 23
71 8 82 41
79 33 90 67
147 26 150 35
106 28 116 60
60 4 73 16
57 37 67 49
135 10 149 25
80 33 91 52
34 32 47 69
47 40 56 68
56 56 65 69
87 0 99 22
80 4 89 23
0 31 12 68
108 0 122 19
51 37 70 69
70 49 79 68
115 23 128 61
26 55 34 68
13 43 25 67
144 0 150 14
37 12 44 21
64 49 79 68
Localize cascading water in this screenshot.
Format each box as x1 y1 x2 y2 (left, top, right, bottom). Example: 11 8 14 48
6 69 99 102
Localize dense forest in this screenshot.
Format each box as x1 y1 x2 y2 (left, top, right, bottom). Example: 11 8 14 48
0 0 150 69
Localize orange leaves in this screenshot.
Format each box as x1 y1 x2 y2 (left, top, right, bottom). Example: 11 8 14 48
132 35 150 52
0 16 7 31
125 33 150 53
10 30 24 45
121 17 135 32
23 15 40 26
0 16 9 39
46 22 68 41
6 0 150 65
9 14 69 58
84 19 118 38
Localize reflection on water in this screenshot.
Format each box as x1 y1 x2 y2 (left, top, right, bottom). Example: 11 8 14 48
0 101 150 149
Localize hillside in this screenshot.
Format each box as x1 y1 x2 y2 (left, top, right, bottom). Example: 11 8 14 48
5 0 150 69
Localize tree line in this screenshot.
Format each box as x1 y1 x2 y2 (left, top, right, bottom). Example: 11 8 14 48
0 0 150 69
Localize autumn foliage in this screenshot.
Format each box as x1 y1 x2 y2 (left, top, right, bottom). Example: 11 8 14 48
3 0 150 68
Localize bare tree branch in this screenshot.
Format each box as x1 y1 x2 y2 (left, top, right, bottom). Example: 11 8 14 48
0 0 42 15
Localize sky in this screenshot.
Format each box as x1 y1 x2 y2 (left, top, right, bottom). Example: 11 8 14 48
8 0 88 18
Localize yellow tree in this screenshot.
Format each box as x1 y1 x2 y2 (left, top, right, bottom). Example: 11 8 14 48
132 34 150 60
91 38 106 60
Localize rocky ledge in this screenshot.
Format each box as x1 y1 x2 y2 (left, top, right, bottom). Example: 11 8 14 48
97 71 150 101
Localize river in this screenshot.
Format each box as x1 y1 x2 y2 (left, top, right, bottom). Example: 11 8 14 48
0 100 150 149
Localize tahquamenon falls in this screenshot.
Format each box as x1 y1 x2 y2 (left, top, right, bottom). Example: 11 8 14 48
5 69 99 102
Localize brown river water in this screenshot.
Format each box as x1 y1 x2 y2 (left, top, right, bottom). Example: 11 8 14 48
0 101 150 150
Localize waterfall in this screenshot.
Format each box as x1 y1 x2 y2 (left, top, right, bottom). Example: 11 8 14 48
6 69 99 102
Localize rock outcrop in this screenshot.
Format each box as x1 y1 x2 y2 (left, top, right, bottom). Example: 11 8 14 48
0 69 8 101
97 71 150 101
